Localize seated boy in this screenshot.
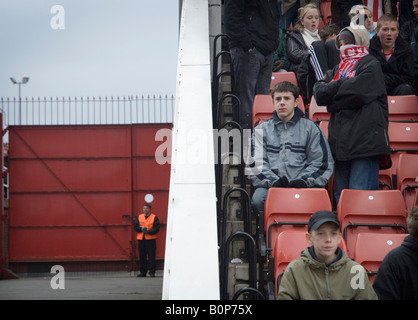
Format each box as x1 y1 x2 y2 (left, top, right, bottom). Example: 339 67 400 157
247 81 334 214
277 210 377 300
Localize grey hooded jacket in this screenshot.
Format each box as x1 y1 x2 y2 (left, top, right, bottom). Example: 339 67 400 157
247 107 334 188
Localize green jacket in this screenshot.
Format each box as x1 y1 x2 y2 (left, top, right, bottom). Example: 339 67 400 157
277 248 378 300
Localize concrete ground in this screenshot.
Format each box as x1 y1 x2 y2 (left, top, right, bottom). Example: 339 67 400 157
0 270 163 300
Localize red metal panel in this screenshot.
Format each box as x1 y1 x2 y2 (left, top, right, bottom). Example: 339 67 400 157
7 124 172 270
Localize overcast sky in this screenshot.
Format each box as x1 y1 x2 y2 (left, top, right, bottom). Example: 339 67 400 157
0 0 179 99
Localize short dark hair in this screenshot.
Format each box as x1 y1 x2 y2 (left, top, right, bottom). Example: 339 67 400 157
144 203 151 209
271 81 300 100
377 13 399 31
319 23 341 42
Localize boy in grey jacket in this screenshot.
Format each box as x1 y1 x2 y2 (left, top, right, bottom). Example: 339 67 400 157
247 81 334 214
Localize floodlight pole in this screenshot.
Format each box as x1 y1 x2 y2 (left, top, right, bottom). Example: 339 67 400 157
9 77 29 125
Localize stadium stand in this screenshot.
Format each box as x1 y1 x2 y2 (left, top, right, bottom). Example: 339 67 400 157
337 189 408 258
353 232 407 283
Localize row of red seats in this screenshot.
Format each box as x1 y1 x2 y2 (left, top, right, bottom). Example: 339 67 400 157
264 188 409 298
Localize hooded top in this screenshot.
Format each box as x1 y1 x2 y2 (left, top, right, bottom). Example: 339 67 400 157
335 26 370 49
277 247 378 300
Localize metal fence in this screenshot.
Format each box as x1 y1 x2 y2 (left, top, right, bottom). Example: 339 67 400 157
0 95 175 127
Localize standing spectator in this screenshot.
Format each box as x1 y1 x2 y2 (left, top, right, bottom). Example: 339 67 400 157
369 13 416 95
400 0 418 42
134 203 160 277
313 27 391 205
224 0 279 129
247 81 334 214
373 205 418 300
286 4 321 73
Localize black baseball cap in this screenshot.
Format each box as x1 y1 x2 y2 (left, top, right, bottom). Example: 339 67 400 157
308 210 340 231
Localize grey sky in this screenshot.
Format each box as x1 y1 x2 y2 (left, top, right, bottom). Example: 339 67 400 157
0 0 179 99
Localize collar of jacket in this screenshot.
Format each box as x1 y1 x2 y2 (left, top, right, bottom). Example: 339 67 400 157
300 247 347 271
272 107 304 125
370 34 410 57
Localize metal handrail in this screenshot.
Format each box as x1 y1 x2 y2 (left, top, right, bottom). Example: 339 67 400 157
220 231 257 300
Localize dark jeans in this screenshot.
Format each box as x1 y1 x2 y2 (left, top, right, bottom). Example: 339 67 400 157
138 239 156 275
333 156 380 205
230 47 274 129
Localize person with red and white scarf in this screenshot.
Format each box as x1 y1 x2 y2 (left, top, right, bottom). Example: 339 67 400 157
313 26 391 206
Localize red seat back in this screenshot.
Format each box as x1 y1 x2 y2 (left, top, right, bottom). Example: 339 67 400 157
337 189 407 258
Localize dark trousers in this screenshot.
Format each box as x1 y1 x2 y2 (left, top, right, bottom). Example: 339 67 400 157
138 239 156 275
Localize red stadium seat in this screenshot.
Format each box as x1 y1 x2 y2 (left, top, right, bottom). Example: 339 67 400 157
264 188 332 254
318 120 329 139
396 154 418 210
308 96 329 124
273 230 347 298
388 121 418 182
252 94 305 128
337 189 408 258
378 168 393 190
387 95 418 122
353 233 407 283
270 72 298 90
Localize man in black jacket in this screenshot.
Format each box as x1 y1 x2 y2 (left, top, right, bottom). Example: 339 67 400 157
369 13 416 95
373 205 418 299
224 0 279 129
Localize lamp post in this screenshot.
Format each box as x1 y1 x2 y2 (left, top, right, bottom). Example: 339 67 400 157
10 77 29 125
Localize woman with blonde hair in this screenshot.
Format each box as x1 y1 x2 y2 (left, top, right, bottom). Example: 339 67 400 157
286 3 321 72
349 4 378 38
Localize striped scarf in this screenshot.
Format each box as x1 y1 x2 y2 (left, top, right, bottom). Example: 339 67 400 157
332 45 369 81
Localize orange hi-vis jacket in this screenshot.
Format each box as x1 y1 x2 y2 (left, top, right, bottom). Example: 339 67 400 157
136 213 159 240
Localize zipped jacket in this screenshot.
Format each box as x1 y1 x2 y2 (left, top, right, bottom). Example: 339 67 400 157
247 108 334 188
278 248 378 300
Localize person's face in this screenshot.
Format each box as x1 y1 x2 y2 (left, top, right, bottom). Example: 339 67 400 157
377 21 399 49
272 91 297 122
358 9 374 31
143 205 150 215
413 0 418 18
302 9 320 33
306 222 341 264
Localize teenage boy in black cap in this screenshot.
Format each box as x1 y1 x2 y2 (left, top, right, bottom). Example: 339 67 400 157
277 210 377 300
